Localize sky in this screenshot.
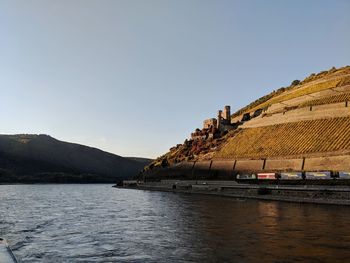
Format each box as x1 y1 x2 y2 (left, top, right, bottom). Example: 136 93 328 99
1 0 350 158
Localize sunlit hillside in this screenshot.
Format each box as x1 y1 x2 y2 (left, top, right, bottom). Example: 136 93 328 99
232 66 350 117
216 117 350 159
143 65 350 174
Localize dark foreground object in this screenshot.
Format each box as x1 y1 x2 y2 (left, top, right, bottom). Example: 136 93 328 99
0 238 18 263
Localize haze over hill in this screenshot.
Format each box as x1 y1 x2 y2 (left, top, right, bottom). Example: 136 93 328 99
0 134 151 183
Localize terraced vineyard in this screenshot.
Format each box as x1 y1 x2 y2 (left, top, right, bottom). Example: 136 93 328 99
231 66 350 118
216 117 350 159
299 92 350 107
238 70 350 116
247 77 345 113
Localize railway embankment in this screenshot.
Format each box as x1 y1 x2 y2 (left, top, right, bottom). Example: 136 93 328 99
141 157 350 181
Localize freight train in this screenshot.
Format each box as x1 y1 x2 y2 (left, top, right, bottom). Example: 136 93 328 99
236 171 350 180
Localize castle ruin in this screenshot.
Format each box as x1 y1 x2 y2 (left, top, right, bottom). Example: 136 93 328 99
203 105 232 130
191 105 235 141
217 105 233 131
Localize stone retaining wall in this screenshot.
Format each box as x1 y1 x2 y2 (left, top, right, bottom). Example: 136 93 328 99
263 79 350 114
265 158 303 170
145 161 195 180
235 159 264 171
304 156 350 171
243 102 350 128
193 161 212 179
147 155 350 180
210 160 235 178
334 84 350 93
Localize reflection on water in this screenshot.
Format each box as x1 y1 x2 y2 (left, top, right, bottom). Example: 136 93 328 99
0 185 350 262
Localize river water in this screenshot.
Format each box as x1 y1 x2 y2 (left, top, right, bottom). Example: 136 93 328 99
0 185 350 262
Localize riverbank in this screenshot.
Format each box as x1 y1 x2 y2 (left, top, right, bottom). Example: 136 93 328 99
117 180 350 205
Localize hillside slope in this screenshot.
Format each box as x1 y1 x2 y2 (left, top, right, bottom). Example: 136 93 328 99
0 134 150 183
142 65 350 179
216 117 350 159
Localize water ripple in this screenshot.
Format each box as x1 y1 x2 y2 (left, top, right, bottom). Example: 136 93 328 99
0 185 350 262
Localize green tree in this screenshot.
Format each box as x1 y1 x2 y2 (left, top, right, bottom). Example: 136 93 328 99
291 79 301 86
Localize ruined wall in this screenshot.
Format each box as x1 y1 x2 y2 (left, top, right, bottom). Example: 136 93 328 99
203 118 217 129
223 105 231 122
231 114 243 124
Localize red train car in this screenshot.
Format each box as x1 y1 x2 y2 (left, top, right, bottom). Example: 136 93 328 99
257 173 278 180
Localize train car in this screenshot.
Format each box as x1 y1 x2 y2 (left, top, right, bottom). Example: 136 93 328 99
338 171 350 179
236 174 256 180
305 171 331 179
280 172 303 180
257 173 278 180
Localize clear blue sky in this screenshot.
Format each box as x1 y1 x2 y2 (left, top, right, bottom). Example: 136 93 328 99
1 0 349 158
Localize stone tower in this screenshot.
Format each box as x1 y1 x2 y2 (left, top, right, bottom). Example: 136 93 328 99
217 110 223 129
223 105 231 123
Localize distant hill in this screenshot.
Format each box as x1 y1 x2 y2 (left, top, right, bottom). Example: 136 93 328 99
0 134 151 183
125 157 154 164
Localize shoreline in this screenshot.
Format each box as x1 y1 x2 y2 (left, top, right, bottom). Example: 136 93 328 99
117 182 350 206
0 183 115 185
